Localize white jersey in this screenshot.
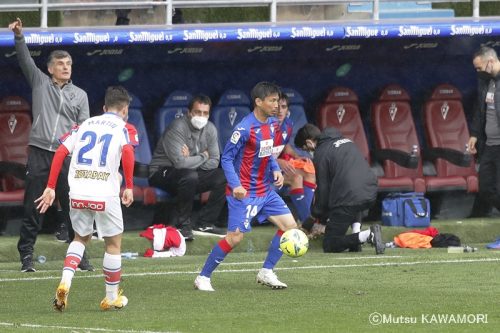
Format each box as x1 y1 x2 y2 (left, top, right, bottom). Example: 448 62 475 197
61 112 130 197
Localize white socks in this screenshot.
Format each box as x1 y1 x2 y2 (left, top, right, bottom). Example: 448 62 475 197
352 222 361 234
103 253 122 301
61 241 85 289
358 229 371 243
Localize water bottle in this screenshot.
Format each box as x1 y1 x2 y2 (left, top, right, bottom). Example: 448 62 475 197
37 255 46 264
463 245 478 253
121 252 138 259
384 241 396 248
447 246 478 253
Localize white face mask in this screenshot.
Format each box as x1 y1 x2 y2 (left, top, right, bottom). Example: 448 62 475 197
191 116 208 130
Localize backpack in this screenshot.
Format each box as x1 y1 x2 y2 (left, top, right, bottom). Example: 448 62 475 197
431 233 461 247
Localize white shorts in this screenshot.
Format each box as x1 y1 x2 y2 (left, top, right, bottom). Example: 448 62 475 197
69 194 124 238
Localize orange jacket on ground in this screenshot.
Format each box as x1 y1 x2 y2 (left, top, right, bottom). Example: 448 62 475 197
394 232 433 249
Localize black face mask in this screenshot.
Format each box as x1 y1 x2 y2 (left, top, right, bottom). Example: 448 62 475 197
477 71 493 81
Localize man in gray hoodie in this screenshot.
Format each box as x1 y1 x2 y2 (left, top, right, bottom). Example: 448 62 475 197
149 95 226 241
9 18 90 272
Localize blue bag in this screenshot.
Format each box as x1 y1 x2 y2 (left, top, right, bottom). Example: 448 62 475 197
381 192 430 227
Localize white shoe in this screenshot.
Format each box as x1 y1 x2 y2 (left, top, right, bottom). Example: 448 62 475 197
256 268 287 289
194 275 215 291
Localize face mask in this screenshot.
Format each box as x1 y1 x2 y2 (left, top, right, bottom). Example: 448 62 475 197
191 116 208 130
477 61 493 80
477 71 493 81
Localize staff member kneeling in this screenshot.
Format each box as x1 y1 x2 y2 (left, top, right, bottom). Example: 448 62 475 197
294 124 384 254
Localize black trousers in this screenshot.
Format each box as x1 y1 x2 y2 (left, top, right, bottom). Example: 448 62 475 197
17 146 72 259
149 167 226 228
478 144 500 211
323 202 373 253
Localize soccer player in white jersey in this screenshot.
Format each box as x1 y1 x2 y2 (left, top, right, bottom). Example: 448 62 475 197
35 86 137 311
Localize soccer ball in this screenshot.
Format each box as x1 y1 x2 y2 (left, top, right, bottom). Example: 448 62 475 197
279 229 309 258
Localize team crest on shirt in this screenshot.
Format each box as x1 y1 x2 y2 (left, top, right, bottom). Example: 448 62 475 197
230 130 241 144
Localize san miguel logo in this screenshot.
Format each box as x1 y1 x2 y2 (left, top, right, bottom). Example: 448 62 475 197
389 103 398 121
441 102 449 120
336 105 346 123
8 114 17 134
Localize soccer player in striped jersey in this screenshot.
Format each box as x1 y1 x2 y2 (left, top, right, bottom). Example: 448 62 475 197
271 93 317 229
195 82 298 291
35 86 136 311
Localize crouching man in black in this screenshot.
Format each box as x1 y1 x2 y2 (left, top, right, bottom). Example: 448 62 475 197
294 124 384 254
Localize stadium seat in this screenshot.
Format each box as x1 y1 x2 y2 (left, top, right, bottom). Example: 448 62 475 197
125 95 152 204
280 87 310 157
210 89 251 151
317 87 370 162
370 85 426 193
0 96 31 207
280 87 308 140
154 90 192 142
422 84 477 192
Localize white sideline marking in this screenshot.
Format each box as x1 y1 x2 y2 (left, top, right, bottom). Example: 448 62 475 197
0 321 178 333
0 257 499 283
220 255 404 265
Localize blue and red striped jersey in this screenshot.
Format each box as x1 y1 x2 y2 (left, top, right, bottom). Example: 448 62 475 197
271 117 293 159
221 112 281 197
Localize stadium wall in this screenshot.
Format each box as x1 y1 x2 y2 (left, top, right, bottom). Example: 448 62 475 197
1 20 499 145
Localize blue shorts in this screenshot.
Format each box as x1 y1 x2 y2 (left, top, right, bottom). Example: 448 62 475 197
227 191 291 233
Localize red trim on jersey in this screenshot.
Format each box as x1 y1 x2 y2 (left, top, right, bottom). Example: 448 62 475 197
218 239 233 253
290 188 305 195
121 144 135 189
125 123 139 146
47 145 70 189
303 181 317 190
59 124 79 143
276 230 284 237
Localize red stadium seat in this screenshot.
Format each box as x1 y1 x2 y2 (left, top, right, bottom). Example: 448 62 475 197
317 87 370 162
423 84 477 192
370 85 426 192
0 96 31 206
